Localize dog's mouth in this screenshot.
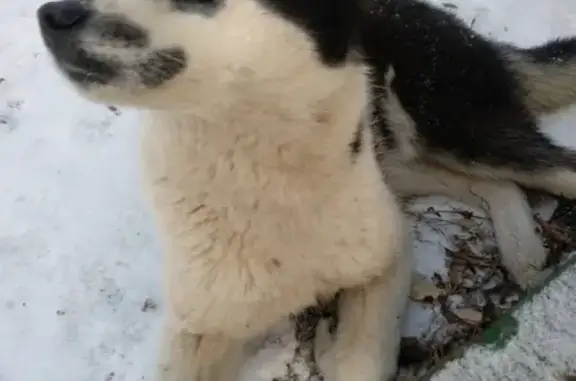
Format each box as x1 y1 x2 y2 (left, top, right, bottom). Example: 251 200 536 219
37 1 123 86
52 50 121 86
42 39 121 86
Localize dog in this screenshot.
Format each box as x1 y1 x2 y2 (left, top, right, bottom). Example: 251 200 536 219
358 0 576 289
36 0 413 380
35 0 576 379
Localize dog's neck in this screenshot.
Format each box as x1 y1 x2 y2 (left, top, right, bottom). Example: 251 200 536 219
146 70 369 171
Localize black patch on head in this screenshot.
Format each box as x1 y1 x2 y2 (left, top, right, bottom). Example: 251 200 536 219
170 0 221 15
257 0 361 66
91 16 149 48
362 0 576 173
138 48 187 88
522 37 576 64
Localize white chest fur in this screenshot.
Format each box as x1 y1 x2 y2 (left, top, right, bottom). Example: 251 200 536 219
138 97 402 337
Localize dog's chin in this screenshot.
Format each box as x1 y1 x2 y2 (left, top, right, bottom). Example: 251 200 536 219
49 56 152 108
66 75 159 109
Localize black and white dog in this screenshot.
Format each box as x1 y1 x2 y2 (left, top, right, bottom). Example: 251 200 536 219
36 0 576 380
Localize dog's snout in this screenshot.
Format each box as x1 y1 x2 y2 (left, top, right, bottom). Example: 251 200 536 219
38 1 90 31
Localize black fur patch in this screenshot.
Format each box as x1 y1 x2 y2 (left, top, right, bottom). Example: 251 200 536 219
138 48 187 88
170 0 222 15
349 121 364 157
361 0 576 172
367 67 397 150
63 51 121 85
523 37 576 64
257 0 361 65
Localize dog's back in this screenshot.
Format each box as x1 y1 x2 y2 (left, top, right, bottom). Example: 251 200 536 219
363 0 576 198
360 0 576 287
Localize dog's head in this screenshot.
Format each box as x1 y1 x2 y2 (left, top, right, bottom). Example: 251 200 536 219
37 0 365 110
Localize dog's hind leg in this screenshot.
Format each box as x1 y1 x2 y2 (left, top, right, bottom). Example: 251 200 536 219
511 166 576 201
469 181 545 288
315 222 413 381
382 159 546 289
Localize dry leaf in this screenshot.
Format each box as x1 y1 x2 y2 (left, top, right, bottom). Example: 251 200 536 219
448 263 464 285
453 308 483 323
457 217 479 231
410 273 443 302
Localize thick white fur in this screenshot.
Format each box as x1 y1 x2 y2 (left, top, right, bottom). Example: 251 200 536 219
61 0 413 380
377 68 547 289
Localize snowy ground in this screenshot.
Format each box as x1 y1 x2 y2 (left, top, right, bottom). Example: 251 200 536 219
1 0 576 381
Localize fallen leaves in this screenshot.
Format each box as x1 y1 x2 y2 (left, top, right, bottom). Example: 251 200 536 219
452 308 483 324
409 273 444 302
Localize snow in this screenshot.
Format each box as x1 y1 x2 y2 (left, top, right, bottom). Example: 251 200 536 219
1 0 575 380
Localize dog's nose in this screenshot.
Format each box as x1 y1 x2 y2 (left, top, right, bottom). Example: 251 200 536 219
37 1 90 31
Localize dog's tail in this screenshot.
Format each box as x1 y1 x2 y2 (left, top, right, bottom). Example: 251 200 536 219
504 37 576 115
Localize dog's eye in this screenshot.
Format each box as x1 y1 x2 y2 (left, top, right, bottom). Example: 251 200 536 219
171 0 219 13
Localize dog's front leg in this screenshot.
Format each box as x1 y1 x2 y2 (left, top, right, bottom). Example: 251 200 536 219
159 326 248 381
315 225 413 381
